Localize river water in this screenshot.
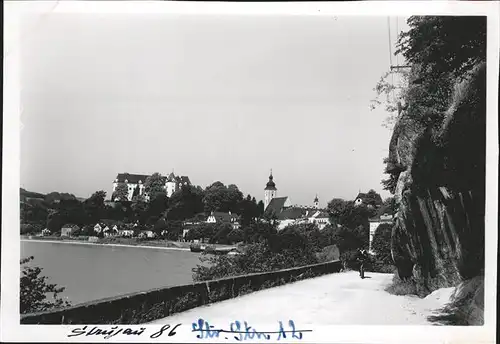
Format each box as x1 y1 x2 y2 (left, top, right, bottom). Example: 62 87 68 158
21 240 203 306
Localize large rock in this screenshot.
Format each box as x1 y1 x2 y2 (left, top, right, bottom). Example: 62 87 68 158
389 62 486 294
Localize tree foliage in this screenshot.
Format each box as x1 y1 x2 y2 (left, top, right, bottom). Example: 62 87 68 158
144 173 166 201
167 185 204 221
203 182 243 213
327 198 348 218
371 223 393 264
112 183 129 202
193 229 318 282
396 16 486 81
377 16 487 194
371 16 486 129
20 256 71 314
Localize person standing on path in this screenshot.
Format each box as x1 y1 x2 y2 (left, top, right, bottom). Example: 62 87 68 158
356 249 369 279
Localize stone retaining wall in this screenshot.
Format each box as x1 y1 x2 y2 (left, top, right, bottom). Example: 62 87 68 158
21 260 342 324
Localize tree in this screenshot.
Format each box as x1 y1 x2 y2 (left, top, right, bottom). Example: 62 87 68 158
132 185 140 199
198 223 218 243
46 210 64 233
327 198 348 218
331 225 366 262
372 16 486 130
147 192 169 218
203 182 243 213
243 217 277 244
257 200 265 218
396 16 486 81
333 201 373 231
144 173 166 201
153 217 168 237
363 189 383 208
57 199 88 226
84 190 107 223
238 194 262 227
112 183 129 201
20 256 71 314
371 223 394 264
131 200 148 224
80 225 94 236
164 220 184 241
167 185 205 221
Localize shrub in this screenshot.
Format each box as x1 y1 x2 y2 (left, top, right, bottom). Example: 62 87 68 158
20 256 71 314
193 236 318 282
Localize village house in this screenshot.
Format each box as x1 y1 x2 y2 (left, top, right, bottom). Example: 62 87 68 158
139 230 156 239
103 225 119 237
206 211 241 230
119 229 134 237
112 172 191 201
93 223 103 234
61 224 80 237
354 191 383 208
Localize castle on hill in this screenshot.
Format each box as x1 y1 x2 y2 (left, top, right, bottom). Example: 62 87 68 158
112 171 191 201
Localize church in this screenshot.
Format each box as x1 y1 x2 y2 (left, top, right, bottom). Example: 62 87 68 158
263 171 332 230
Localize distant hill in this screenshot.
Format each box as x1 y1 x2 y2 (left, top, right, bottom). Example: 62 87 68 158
20 188 45 201
20 188 81 203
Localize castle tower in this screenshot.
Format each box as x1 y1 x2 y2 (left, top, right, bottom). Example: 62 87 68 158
314 194 319 209
264 169 277 210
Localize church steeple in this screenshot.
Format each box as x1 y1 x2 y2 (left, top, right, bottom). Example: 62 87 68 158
265 169 277 190
314 194 319 209
264 169 277 210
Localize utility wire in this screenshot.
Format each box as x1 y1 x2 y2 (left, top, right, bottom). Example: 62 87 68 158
387 17 396 103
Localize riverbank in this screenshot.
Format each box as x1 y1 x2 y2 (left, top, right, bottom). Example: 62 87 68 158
21 238 193 251
21 235 223 251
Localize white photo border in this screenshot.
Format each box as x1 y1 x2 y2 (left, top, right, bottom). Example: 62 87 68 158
2 1 499 343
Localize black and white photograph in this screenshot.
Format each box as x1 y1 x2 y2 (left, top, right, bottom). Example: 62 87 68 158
2 1 498 343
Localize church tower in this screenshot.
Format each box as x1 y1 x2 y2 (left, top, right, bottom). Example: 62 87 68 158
314 194 319 209
264 170 277 210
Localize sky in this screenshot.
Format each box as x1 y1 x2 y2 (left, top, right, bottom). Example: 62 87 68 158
20 13 408 206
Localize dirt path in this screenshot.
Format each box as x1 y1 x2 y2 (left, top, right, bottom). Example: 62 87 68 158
148 271 454 325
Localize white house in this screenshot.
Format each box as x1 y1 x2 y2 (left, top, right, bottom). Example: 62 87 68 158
206 211 241 229
307 211 331 230
93 223 103 234
354 192 383 208
61 224 79 237
112 172 191 201
119 229 134 237
139 230 156 239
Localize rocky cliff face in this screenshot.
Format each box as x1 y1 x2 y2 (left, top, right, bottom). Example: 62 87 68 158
388 62 486 311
